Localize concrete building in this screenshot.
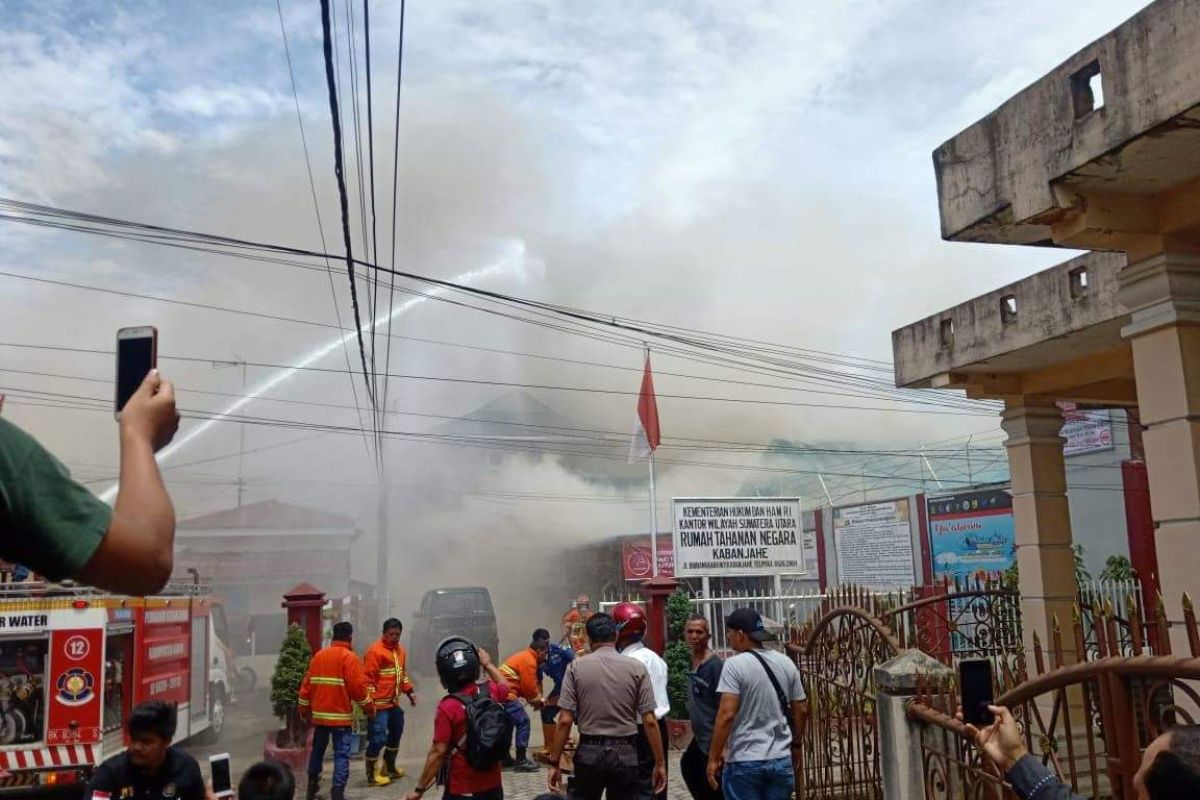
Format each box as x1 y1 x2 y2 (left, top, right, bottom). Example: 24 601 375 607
893 0 1200 660
173 499 364 653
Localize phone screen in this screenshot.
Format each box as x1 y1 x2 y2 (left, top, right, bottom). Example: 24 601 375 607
116 334 155 413
210 754 233 797
959 658 994 727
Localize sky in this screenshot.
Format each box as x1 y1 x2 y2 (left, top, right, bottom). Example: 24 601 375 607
0 0 1147 614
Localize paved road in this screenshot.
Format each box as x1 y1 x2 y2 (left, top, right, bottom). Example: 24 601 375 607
180 690 691 800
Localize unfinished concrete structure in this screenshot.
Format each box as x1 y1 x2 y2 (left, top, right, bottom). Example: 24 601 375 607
893 0 1200 659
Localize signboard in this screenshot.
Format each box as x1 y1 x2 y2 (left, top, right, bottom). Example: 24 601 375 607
833 499 915 589
621 536 675 580
672 498 804 577
927 488 1015 582
1059 402 1114 456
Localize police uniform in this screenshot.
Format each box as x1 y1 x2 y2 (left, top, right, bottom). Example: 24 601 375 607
85 748 206 800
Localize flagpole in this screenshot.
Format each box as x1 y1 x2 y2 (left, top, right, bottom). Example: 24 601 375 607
649 449 659 578
645 343 659 578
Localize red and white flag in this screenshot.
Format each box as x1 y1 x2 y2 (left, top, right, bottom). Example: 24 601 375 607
629 354 661 462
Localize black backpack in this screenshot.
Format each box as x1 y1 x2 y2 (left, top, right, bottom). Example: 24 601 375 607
451 683 514 770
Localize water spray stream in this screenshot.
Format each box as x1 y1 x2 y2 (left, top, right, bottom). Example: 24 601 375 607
99 241 528 503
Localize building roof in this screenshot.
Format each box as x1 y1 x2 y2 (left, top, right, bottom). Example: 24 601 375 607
178 499 356 531
933 0 1200 247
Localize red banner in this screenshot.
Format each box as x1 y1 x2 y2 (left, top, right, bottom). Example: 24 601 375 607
621 536 674 580
47 628 104 744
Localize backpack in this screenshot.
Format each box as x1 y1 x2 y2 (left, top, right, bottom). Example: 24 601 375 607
451 683 514 770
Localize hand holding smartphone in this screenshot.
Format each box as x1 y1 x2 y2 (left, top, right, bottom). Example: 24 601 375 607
210 753 234 799
958 658 994 727
115 326 157 418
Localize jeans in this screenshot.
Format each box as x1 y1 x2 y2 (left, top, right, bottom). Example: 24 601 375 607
681 741 722 800
568 738 640 800
503 700 531 749
366 706 406 757
720 757 793 800
308 725 353 788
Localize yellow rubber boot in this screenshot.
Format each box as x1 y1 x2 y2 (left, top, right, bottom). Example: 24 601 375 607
383 747 405 779
365 758 391 787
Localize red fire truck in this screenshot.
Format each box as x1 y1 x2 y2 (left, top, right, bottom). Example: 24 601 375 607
0 581 231 794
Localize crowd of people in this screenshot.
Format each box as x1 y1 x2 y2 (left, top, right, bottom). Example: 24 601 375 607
289 595 810 800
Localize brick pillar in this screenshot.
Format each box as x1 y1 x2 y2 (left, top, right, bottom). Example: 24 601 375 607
1002 399 1078 664
1119 250 1200 656
642 576 679 654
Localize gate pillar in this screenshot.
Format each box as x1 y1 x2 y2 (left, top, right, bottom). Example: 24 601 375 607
875 650 953 800
1002 399 1078 665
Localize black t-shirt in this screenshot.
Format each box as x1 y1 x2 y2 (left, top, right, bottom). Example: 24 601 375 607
688 654 724 753
86 748 206 800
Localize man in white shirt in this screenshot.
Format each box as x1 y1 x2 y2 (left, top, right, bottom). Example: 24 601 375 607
613 602 670 800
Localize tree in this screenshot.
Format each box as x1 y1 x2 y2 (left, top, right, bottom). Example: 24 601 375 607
1100 554 1134 582
271 624 312 746
1001 543 1091 593
664 590 692 721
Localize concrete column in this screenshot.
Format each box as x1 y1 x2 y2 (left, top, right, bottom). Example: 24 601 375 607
874 649 953 800
1001 399 1078 665
1119 250 1200 655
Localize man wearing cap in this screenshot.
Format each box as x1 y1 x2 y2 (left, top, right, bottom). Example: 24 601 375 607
706 609 808 800
547 613 667 800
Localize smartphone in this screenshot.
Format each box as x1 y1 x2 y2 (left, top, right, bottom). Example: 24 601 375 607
115 326 157 418
958 658 994 727
210 752 233 799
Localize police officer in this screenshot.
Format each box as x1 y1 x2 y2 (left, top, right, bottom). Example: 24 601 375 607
547 613 666 800
86 701 206 800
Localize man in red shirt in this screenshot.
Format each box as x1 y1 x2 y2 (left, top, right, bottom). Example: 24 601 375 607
406 640 510 800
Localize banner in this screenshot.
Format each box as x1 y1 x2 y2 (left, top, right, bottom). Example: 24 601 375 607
1059 402 1114 456
673 498 804 577
927 488 1015 582
621 536 675 580
833 499 914 589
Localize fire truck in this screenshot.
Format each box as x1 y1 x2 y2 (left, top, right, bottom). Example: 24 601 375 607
0 580 231 794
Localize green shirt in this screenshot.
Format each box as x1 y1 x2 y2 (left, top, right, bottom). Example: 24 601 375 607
0 418 110 579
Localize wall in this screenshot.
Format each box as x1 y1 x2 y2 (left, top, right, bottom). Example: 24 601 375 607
1064 409 1132 577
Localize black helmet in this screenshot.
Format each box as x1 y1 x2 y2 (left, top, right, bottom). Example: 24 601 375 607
435 636 481 691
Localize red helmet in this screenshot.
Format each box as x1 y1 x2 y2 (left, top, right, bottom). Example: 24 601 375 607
612 602 647 643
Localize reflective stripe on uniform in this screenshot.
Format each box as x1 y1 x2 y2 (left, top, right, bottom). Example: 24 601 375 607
311 711 354 722
310 677 346 686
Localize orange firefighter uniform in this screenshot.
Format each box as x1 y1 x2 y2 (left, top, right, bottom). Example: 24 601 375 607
298 640 372 726
363 639 414 709
499 647 542 703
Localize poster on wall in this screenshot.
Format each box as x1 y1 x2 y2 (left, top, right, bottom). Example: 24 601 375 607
833 499 915 589
801 526 819 577
1059 402 1114 456
927 488 1015 582
672 498 805 577
621 536 675 580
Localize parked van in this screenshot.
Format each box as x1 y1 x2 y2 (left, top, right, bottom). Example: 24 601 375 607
408 587 500 674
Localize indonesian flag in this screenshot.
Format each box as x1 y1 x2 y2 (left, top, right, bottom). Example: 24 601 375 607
629 354 661 462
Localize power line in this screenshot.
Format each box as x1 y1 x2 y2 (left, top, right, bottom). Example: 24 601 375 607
382 0 407 420
318 0 374 405
0 341 992 416
274 0 372 463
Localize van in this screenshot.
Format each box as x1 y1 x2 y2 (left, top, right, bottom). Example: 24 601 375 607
409 587 500 674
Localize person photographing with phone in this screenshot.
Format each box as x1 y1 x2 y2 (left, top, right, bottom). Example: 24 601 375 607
0 346 179 595
962 705 1200 799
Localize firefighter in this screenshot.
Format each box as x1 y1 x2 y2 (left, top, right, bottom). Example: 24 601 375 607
298 621 373 800
363 617 417 787
560 595 594 655
613 601 671 800
499 630 549 772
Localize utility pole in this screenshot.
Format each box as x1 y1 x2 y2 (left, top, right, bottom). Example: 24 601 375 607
212 358 248 506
